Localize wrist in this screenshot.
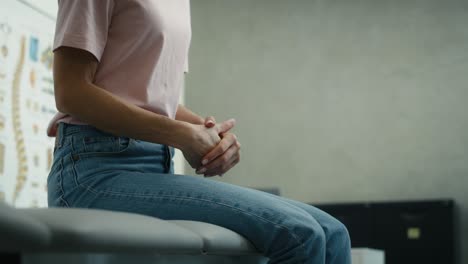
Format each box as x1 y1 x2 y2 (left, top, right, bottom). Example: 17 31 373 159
144 115 195 151
175 104 204 125
171 121 196 151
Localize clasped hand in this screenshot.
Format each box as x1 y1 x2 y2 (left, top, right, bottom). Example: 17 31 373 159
182 117 241 177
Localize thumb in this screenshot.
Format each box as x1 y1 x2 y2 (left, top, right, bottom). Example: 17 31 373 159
204 116 216 128
216 118 236 134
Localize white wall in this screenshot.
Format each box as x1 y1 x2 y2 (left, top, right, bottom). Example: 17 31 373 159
186 1 468 263
20 0 58 18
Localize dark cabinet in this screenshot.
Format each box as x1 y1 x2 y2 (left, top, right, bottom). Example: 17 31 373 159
312 199 455 264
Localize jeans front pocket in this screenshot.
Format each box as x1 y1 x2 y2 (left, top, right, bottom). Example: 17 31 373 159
73 136 134 160
70 136 135 186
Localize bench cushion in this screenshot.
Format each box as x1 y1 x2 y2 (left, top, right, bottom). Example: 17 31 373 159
170 220 259 255
0 202 264 259
0 203 50 251
19 208 203 254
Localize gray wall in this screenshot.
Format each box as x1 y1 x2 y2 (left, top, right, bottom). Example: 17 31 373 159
185 0 468 262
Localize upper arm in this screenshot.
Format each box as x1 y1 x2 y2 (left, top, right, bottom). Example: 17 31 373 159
53 47 98 113
53 0 114 112
54 0 114 61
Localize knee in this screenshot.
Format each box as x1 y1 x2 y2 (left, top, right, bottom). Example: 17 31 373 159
273 219 327 251
328 219 351 248
296 220 327 251
263 221 327 262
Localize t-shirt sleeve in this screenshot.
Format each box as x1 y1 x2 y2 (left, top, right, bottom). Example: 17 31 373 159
54 0 114 61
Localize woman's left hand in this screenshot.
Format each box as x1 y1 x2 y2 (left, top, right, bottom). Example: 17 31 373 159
196 117 241 177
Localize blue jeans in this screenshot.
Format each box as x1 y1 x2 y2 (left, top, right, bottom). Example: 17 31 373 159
48 123 351 264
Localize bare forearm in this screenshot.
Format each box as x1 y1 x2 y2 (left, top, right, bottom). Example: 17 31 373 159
175 104 204 125
58 83 190 149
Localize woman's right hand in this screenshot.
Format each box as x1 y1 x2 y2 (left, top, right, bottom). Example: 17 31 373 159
181 119 236 169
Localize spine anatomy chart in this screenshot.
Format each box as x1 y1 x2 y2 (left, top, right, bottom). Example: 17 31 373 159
0 3 57 207
11 36 27 203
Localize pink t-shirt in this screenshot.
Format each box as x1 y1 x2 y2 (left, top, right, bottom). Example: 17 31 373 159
47 0 191 137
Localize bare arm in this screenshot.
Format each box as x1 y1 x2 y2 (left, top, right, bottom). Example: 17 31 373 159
55 47 189 149
175 104 204 125
53 47 234 168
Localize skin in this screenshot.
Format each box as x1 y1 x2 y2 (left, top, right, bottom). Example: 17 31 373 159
53 47 240 177
196 116 241 177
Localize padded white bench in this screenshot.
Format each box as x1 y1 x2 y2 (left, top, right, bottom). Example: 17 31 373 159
0 202 268 264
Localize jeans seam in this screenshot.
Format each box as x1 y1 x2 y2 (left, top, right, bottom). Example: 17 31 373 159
69 139 81 188
77 183 306 251
57 158 70 207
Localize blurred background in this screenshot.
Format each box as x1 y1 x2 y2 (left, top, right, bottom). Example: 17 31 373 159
185 1 468 263
0 0 466 263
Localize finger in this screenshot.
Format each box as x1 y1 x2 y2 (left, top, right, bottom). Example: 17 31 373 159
197 143 239 174
198 148 238 176
204 155 240 177
216 118 236 134
199 141 240 176
221 157 240 175
225 134 241 148
204 116 216 128
198 146 238 176
216 149 241 177
201 133 237 165
196 136 240 175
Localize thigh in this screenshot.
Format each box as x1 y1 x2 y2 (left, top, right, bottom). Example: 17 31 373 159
70 172 323 255
255 191 346 236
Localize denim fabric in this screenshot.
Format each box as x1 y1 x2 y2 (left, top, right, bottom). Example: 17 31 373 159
48 123 351 264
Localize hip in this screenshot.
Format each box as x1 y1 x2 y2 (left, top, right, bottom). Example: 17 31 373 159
47 122 175 206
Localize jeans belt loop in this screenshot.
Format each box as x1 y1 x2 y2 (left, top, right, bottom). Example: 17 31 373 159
55 124 62 148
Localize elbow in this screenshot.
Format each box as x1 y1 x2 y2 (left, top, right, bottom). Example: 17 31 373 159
54 83 83 114
55 97 68 114
55 90 74 114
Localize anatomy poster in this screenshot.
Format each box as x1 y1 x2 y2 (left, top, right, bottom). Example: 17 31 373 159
0 1 187 208
0 1 56 208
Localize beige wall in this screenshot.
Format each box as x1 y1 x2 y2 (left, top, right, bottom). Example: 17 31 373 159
185 0 468 262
